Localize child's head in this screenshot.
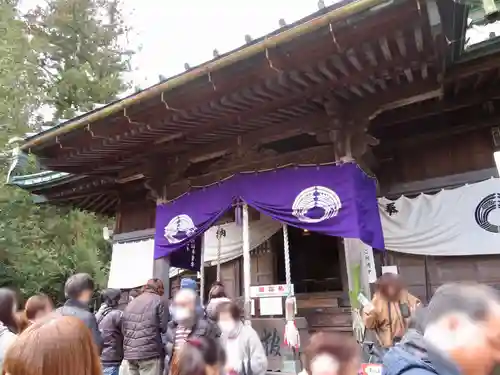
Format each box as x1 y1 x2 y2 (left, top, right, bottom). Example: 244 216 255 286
304 332 360 375
171 336 226 375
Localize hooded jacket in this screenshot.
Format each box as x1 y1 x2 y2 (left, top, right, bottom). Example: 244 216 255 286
0 322 16 372
383 329 460 375
96 305 124 366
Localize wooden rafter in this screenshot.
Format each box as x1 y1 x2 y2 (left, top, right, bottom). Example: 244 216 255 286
111 113 333 176
43 13 431 169
48 46 431 172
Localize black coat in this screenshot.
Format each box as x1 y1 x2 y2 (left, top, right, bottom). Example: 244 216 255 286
164 318 221 371
57 299 103 352
121 292 168 361
96 306 124 366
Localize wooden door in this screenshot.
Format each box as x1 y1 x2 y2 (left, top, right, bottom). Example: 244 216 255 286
220 259 241 298
251 250 276 286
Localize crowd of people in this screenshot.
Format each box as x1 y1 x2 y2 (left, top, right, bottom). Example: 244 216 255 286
360 274 500 375
0 271 498 375
0 273 272 375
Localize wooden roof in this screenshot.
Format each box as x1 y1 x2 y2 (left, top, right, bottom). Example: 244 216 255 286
23 0 441 171
12 0 455 214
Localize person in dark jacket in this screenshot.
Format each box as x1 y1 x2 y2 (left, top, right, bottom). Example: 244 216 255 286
122 278 168 375
96 288 124 375
383 283 500 375
164 288 221 375
57 273 103 352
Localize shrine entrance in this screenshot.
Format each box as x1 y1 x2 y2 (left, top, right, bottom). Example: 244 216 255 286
274 227 344 294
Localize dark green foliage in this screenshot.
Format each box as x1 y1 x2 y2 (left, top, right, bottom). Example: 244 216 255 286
0 0 131 304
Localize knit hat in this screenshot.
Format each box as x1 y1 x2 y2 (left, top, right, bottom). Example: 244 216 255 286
180 278 197 291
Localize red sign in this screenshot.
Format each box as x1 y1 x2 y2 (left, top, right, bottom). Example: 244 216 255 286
360 363 382 375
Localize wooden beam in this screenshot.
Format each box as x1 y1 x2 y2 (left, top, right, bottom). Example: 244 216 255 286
380 112 500 148
372 84 500 127
355 79 441 120
124 112 331 174
446 53 500 82
165 144 336 199
381 168 498 197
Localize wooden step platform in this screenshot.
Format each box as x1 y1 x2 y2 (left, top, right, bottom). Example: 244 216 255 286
296 291 353 335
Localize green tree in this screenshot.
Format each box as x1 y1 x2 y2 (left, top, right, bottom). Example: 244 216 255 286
0 0 132 304
0 0 41 138
25 0 133 120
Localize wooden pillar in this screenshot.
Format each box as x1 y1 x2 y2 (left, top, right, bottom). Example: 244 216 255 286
337 238 350 295
154 256 171 298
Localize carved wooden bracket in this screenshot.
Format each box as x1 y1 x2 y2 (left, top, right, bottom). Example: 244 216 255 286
143 157 190 201
322 96 379 163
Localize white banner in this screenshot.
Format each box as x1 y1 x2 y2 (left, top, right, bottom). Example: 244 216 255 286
379 178 500 256
108 239 155 289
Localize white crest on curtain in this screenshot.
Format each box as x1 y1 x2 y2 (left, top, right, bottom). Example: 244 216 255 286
379 178 500 256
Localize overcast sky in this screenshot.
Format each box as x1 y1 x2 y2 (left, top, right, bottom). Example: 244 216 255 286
20 0 339 89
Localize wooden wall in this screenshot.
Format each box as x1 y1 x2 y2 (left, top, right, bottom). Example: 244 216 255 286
386 251 500 303
378 128 494 190
115 200 156 234
376 127 500 301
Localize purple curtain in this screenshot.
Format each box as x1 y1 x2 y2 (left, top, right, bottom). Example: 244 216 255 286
352 166 385 250
239 163 384 249
154 163 384 268
169 237 203 271
154 178 237 260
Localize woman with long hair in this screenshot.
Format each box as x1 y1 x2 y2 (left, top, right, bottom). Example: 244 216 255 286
168 336 225 375
0 288 18 372
18 294 53 332
363 273 420 348
2 315 102 375
302 332 360 375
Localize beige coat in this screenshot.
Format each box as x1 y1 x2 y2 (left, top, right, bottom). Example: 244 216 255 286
363 291 420 348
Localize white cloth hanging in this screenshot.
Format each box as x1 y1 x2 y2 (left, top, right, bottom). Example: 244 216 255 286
108 239 155 289
379 178 500 256
202 214 281 265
